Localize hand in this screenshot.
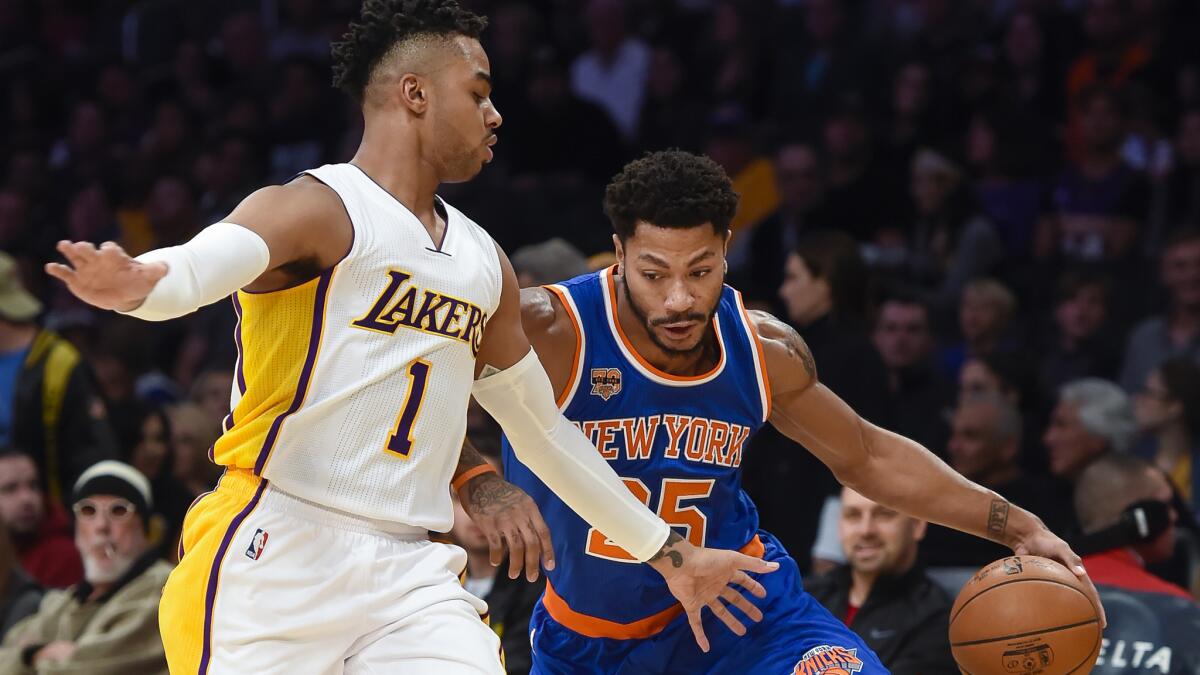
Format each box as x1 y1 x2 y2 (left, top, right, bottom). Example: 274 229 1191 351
33 641 77 665
648 533 780 652
1012 527 1107 628
45 240 167 312
458 473 555 581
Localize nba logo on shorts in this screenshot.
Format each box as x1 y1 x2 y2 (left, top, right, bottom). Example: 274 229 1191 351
245 529 269 561
590 368 622 400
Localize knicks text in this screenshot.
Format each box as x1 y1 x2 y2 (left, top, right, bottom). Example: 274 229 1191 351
570 414 751 469
352 269 487 354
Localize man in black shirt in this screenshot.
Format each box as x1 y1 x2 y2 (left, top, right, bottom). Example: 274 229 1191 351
807 487 958 675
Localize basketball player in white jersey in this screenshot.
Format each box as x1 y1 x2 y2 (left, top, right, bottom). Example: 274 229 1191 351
44 1 777 673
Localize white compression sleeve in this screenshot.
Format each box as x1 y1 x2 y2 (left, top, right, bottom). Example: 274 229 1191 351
119 222 271 321
473 349 671 562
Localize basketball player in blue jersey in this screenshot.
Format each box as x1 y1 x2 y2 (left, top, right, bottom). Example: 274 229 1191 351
489 151 1106 674
42 2 777 673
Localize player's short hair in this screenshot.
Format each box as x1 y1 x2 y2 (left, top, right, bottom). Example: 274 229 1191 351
331 0 488 104
603 150 739 242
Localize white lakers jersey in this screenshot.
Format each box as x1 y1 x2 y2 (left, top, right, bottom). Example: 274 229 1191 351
210 163 503 530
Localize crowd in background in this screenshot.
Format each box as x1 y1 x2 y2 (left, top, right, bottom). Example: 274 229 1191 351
2 0 1200 672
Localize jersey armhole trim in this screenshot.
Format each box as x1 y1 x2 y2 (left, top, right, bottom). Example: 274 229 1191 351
733 290 772 423
544 284 586 411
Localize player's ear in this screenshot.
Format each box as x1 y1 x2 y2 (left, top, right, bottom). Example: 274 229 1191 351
399 73 429 114
612 234 624 275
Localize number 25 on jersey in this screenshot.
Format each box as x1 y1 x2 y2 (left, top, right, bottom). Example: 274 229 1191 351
586 477 714 562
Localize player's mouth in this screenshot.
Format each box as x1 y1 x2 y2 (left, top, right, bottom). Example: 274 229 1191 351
484 136 497 161
660 322 698 340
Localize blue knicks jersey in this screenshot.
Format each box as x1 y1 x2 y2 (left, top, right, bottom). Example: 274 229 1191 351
501 266 772 632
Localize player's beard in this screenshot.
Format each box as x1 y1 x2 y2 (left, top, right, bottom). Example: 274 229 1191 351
622 276 720 357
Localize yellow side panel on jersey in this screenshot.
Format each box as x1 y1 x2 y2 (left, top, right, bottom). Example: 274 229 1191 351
211 268 335 475
160 469 266 674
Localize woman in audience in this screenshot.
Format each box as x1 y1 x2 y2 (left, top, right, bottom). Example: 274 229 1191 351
1134 357 1200 518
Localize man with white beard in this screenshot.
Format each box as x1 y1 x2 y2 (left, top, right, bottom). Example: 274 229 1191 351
0 461 171 674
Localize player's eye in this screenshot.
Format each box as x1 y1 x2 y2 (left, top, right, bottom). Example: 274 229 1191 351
692 269 710 278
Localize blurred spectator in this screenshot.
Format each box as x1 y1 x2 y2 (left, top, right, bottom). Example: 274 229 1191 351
1075 454 1200 675
268 0 333 63
219 11 271 95
635 46 706 155
1065 0 1150 139
1132 358 1200 516
1044 378 1138 481
777 229 889 424
1037 267 1123 401
728 143 834 304
922 393 1074 567
0 252 115 505
450 456 541 675
806 487 957 675
958 350 1049 472
768 0 866 126
1164 109 1200 230
510 238 589 288
166 403 222 502
998 10 1063 124
0 449 81 589
1120 227 1200 392
1049 85 1149 264
0 523 41 641
704 104 779 236
266 57 340 182
128 408 193 561
0 461 170 674
938 278 1018 378
884 61 938 172
966 107 1052 260
820 100 905 242
569 0 650 142
189 369 234 426
872 295 953 454
878 147 1001 314
503 46 625 185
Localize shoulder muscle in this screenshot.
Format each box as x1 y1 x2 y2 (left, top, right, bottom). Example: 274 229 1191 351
748 309 817 397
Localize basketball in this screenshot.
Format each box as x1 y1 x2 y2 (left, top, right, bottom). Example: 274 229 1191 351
949 556 1102 675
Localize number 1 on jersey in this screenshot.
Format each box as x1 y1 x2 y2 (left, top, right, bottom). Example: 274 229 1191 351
386 359 431 457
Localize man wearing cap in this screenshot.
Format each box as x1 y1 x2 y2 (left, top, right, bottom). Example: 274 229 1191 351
0 252 115 505
0 460 171 674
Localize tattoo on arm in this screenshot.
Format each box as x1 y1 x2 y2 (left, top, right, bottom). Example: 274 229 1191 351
649 531 685 568
467 475 523 512
456 440 489 478
988 499 1010 538
778 324 817 382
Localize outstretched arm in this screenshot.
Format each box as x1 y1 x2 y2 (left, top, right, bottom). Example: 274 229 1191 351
45 177 348 319
750 310 1106 626
472 247 777 651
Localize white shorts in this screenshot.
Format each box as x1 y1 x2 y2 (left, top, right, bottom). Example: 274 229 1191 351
160 471 504 674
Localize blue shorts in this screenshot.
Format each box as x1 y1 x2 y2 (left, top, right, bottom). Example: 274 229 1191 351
528 531 889 674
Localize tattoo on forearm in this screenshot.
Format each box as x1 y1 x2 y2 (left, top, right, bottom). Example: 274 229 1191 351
649 531 685 568
456 440 488 477
467 475 522 513
988 499 1010 538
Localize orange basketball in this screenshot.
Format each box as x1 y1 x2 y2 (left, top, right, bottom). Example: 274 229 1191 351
949 556 1102 675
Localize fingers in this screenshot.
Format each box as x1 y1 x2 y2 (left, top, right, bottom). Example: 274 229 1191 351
505 530 526 580
722 587 764 624
57 241 98 271
482 522 505 568
44 262 77 284
707 598 747 637
1072 565 1107 629
515 520 541 582
731 570 767 599
686 608 710 653
529 509 555 572
735 552 780 575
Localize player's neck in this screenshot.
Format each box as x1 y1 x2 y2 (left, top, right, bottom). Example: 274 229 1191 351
613 277 718 376
351 128 442 228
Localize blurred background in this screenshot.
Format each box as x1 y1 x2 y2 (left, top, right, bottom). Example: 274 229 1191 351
1 0 1200 672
